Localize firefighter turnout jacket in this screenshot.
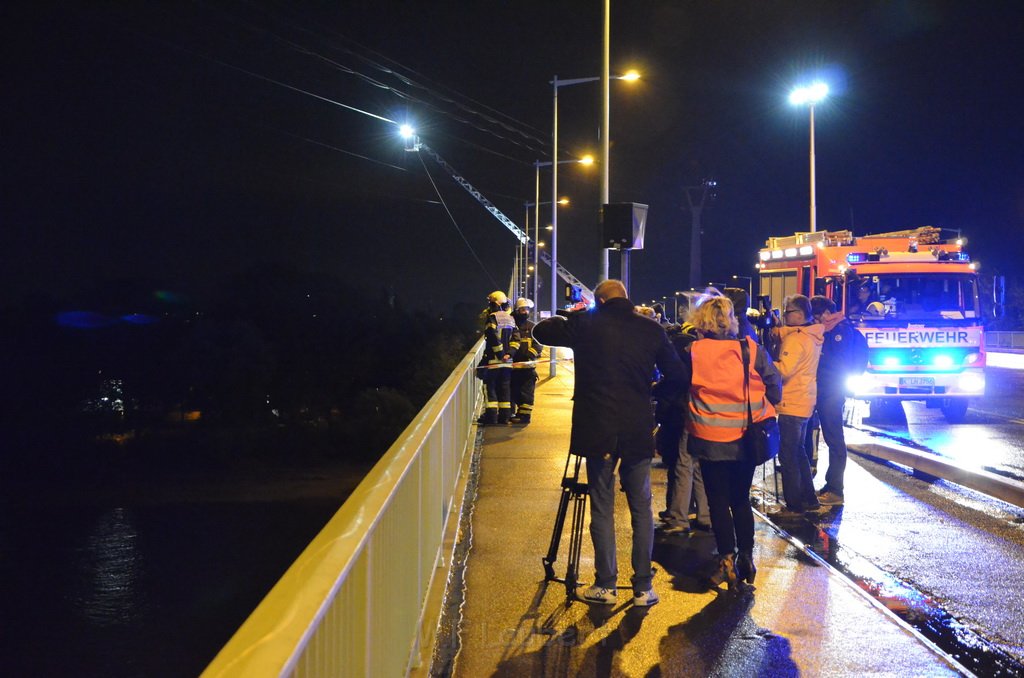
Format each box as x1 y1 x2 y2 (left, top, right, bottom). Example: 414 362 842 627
512 318 541 368
485 309 520 365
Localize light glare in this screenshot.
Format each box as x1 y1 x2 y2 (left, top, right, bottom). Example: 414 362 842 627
399 124 415 139
789 81 829 106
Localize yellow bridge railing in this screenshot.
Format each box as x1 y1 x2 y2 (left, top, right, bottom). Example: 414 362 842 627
203 339 485 677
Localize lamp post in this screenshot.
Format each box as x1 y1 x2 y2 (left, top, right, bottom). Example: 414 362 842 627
789 81 829 233
525 194 572 318
533 158 588 320
550 73 637 376
732 274 753 299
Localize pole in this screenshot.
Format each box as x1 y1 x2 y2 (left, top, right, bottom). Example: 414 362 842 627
522 205 529 298
599 0 611 283
809 103 817 233
686 189 703 289
533 163 541 319
550 77 559 377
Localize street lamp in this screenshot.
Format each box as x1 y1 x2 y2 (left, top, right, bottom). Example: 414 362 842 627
532 158 589 319
732 274 753 299
551 73 638 376
789 81 829 232
552 72 639 295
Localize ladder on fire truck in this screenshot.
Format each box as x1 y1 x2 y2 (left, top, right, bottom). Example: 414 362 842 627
407 139 594 306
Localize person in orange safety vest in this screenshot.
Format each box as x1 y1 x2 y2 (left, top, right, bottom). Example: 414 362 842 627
684 296 781 591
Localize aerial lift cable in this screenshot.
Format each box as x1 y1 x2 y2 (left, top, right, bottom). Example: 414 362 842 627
417 152 501 290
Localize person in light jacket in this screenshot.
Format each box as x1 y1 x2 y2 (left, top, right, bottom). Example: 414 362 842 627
770 294 825 517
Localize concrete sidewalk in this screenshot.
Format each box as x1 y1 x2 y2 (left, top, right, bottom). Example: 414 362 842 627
450 361 963 677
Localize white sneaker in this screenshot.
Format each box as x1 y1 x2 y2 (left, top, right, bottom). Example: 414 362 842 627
633 588 660 607
579 584 617 605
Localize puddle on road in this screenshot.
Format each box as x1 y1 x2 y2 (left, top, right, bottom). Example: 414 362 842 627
766 511 1024 677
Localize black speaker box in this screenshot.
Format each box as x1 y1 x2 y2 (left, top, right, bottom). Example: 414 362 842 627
601 202 649 250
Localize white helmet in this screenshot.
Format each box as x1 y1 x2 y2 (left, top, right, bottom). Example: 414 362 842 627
487 290 508 306
514 297 534 310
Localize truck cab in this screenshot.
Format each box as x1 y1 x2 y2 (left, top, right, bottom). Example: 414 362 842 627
756 227 984 423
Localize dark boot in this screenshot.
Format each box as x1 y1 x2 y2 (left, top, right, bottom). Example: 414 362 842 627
736 550 757 585
707 553 739 592
497 407 512 424
509 413 531 425
478 408 498 425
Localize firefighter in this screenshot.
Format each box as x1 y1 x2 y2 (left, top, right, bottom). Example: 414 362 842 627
479 290 520 425
510 298 541 424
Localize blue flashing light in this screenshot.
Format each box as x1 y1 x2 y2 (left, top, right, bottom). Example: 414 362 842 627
56 311 115 329
846 252 869 264
122 313 158 325
949 251 970 262
932 354 955 369
882 356 901 368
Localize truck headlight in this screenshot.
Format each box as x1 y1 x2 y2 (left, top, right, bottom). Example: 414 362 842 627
846 373 870 393
957 372 985 393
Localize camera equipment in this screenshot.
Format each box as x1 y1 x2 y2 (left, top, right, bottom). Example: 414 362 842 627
542 452 588 602
749 294 779 351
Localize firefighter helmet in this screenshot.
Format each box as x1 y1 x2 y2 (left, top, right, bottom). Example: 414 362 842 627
514 297 534 310
487 290 508 306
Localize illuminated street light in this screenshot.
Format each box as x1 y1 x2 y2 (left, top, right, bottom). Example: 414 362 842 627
547 71 639 376
732 274 753 298
789 81 829 232
530 157 589 314
552 70 641 308
398 124 415 139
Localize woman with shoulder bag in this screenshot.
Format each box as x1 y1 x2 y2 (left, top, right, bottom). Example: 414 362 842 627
684 297 782 591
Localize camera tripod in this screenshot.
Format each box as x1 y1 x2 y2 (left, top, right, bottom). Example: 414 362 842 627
542 452 589 602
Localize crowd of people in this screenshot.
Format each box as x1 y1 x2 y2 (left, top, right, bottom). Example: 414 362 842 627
495 279 860 605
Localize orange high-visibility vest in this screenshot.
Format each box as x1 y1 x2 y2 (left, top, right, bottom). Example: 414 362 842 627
687 337 777 443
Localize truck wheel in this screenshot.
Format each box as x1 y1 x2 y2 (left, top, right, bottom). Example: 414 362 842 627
941 399 968 423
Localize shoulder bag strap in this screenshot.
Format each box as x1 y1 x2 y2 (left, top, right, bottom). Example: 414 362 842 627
739 338 753 427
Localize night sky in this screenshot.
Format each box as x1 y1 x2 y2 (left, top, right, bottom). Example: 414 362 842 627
4 1 1022 311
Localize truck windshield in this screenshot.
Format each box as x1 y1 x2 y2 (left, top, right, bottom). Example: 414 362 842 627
849 273 980 321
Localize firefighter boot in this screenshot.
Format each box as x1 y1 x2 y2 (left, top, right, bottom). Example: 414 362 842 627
478 408 498 425
497 407 512 425
510 413 531 425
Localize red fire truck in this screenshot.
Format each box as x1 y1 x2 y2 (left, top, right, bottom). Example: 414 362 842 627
755 226 984 422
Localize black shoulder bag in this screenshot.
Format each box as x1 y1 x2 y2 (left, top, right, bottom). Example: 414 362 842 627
739 338 780 465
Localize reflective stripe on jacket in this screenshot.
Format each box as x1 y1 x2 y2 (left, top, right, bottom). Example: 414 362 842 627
687 336 776 443
485 310 520 365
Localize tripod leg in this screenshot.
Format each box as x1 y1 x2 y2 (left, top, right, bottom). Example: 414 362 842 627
543 482 572 581
543 455 580 581
564 487 587 601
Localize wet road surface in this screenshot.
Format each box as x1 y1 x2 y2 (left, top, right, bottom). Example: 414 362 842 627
756 365 1024 674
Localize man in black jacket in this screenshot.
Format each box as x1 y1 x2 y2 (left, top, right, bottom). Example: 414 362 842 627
534 280 685 607
808 296 858 505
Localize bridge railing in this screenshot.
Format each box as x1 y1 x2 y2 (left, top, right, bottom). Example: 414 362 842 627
988 331 1024 351
203 338 485 677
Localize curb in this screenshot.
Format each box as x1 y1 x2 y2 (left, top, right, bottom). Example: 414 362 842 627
849 441 1024 510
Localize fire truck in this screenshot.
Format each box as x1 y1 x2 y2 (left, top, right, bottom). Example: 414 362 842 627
755 226 984 422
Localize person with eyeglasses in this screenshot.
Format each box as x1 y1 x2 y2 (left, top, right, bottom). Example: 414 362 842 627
769 294 826 518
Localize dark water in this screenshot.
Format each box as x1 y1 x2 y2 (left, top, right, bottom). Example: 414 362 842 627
0 501 339 677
